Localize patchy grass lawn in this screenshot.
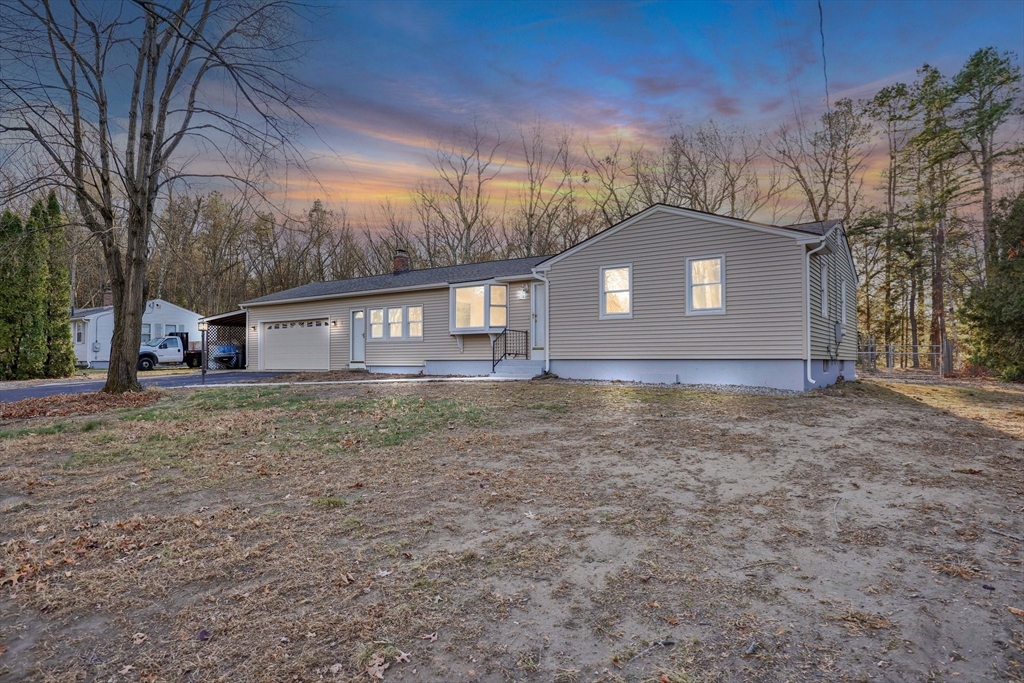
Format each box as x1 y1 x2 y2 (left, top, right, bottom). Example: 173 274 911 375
1 379 1022 682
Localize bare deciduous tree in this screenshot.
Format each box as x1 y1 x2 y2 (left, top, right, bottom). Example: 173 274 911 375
413 122 505 266
771 99 873 224
501 123 575 258
0 0 313 392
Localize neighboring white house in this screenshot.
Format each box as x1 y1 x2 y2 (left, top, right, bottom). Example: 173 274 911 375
229 205 858 390
70 298 202 368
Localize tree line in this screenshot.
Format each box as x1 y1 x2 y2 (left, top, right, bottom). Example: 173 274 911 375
68 47 1022 377
0 0 1020 389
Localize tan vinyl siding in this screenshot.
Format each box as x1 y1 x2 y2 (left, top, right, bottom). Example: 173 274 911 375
545 212 806 360
809 228 858 360
244 279 537 370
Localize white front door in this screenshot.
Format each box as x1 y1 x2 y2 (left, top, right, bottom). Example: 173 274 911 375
531 283 546 350
350 310 366 366
263 319 330 370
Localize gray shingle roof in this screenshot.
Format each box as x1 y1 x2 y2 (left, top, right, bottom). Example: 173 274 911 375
243 256 550 305
782 219 842 236
70 305 113 318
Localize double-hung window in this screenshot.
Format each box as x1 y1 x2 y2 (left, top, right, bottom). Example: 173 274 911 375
141 323 151 342
76 322 84 343
600 265 631 318
369 309 385 339
369 305 423 340
687 256 724 314
489 285 507 327
388 308 403 338
407 306 423 338
452 284 508 332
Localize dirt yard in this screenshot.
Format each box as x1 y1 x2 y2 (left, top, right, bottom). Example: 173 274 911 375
1 378 1022 682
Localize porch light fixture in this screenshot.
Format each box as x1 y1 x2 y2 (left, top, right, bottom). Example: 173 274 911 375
517 285 528 300
198 321 208 332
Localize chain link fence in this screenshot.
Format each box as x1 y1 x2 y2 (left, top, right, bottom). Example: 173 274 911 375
857 341 956 377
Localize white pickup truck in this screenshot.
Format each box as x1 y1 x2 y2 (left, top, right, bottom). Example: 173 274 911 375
137 336 203 370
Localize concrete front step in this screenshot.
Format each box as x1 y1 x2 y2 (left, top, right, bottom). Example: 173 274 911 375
491 359 545 378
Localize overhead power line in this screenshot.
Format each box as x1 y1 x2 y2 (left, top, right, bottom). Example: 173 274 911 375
818 0 831 114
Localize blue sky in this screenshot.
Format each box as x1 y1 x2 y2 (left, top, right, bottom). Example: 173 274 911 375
289 0 1024 212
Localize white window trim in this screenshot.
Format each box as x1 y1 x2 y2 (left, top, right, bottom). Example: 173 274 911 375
685 254 726 316
599 263 633 320
406 305 424 339
449 281 508 334
368 305 425 342
369 308 385 339
820 260 829 318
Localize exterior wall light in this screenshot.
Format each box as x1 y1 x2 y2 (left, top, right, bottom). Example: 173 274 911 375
517 285 529 300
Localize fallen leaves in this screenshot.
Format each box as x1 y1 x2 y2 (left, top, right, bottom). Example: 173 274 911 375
365 652 389 680
1008 606 1024 619
132 632 147 645
1 390 159 420
418 632 437 642
952 467 984 475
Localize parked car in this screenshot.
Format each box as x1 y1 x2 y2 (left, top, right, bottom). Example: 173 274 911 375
210 344 244 369
137 335 203 371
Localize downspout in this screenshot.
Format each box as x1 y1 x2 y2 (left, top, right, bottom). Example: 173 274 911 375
533 270 551 373
805 241 828 387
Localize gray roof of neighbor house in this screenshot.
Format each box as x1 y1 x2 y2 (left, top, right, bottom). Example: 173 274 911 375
783 219 842 236
243 255 551 305
70 305 113 319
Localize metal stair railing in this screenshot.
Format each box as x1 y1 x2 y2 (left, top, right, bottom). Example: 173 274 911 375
492 328 529 372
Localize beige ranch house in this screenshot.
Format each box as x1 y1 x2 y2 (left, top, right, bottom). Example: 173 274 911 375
229 205 857 390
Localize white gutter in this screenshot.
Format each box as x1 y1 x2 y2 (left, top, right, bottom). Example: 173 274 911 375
532 269 551 373
805 240 829 386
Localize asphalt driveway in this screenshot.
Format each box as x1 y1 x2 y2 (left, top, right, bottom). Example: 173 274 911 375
0 371 285 403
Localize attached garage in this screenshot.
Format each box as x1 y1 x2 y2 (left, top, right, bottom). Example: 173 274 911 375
262 319 329 370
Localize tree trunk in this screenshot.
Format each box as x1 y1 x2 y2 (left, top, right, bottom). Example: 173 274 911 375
930 214 947 361
982 148 996 272
101 210 149 393
909 271 919 368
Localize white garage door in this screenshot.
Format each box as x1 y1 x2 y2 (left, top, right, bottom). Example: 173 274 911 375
263 319 329 370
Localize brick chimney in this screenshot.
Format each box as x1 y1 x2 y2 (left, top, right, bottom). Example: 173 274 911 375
102 287 113 307
393 249 411 275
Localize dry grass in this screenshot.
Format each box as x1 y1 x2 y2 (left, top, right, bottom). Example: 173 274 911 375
1 378 1022 682
927 555 985 580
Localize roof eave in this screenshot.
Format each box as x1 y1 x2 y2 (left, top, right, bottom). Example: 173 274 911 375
241 281 452 307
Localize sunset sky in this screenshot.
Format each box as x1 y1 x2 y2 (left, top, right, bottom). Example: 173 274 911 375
283 0 1023 220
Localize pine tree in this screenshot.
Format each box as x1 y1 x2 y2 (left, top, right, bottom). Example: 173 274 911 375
0 208 47 379
964 191 1024 379
40 193 75 377
0 211 23 379
18 202 49 378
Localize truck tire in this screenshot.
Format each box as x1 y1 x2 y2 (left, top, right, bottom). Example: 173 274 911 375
138 356 156 371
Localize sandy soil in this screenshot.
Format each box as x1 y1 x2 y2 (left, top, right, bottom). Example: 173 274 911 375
1 378 1022 682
